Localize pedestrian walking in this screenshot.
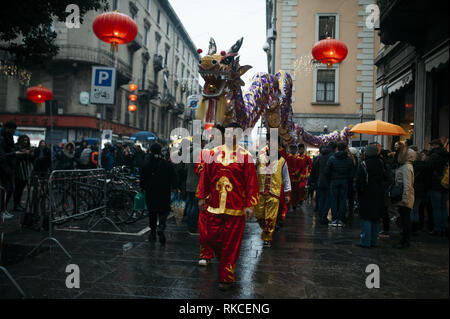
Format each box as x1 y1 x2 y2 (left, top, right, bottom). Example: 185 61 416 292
393 146 416 249
196 122 259 290
325 141 354 227
185 144 200 235
355 145 385 248
140 143 178 244
315 141 335 225
426 139 449 237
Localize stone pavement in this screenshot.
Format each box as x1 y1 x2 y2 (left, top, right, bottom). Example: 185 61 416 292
0 202 448 299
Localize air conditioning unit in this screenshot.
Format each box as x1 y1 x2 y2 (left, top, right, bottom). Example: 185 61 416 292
267 28 277 40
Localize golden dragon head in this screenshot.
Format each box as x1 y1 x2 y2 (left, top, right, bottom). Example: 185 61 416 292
197 37 252 98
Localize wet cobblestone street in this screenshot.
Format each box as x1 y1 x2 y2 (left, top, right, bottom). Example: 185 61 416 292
1 202 448 299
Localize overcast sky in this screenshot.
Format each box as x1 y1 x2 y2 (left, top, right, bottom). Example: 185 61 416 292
169 0 268 87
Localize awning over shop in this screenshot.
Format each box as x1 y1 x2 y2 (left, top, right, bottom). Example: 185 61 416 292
388 70 413 94
425 45 449 72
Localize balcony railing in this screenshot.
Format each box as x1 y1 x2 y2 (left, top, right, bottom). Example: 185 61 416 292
54 44 132 79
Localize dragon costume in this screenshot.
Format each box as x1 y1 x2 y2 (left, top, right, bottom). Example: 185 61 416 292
196 37 353 147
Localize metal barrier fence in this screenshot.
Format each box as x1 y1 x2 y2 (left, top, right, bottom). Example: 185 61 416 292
0 186 26 297
27 169 122 259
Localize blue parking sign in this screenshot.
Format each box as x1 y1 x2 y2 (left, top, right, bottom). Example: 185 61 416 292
90 66 116 104
95 69 113 86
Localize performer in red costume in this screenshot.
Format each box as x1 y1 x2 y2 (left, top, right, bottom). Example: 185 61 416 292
285 144 301 211
296 144 312 207
195 125 225 266
196 122 259 291
195 146 213 265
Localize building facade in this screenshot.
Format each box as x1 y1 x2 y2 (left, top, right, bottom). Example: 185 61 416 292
0 0 200 146
267 0 380 147
375 0 449 150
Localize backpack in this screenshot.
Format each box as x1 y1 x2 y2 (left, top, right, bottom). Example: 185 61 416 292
80 148 92 166
441 165 449 190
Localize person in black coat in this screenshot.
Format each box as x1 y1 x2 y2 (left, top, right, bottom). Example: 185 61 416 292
13 135 34 212
355 145 385 248
411 150 429 233
0 121 23 218
140 143 178 244
315 142 335 224
34 140 52 173
325 141 354 227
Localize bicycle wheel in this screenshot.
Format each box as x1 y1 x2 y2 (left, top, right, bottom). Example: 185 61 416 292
72 187 94 220
51 189 75 224
107 190 135 224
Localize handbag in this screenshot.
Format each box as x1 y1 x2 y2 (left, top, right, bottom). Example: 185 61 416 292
170 192 186 226
133 192 147 210
388 183 403 203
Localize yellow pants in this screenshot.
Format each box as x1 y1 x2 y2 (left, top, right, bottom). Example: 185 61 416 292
255 194 280 242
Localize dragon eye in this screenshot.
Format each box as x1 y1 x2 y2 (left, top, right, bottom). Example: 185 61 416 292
212 59 217 65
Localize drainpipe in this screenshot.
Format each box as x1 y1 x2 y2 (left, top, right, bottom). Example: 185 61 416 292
271 0 277 74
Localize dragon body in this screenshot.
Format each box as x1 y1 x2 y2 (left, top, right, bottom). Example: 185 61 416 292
196 38 352 147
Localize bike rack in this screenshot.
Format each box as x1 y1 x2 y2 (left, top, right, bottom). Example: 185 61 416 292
0 186 26 297
27 169 121 260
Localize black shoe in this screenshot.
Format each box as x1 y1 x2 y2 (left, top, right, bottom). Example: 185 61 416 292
148 231 156 242
157 230 166 244
355 244 370 249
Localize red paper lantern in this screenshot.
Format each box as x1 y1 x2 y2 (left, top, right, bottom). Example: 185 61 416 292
129 83 138 92
129 94 138 102
128 104 137 112
26 85 53 104
312 38 348 66
93 12 138 51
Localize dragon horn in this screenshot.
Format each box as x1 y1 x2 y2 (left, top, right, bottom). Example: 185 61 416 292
228 37 244 54
208 38 217 55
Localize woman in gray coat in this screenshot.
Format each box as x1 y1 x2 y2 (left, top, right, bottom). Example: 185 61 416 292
393 147 416 249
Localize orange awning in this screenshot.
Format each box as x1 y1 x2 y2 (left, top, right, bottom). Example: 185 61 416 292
350 120 407 136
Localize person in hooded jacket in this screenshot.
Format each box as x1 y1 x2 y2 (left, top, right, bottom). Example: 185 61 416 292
393 147 416 249
56 142 76 170
355 145 385 248
325 141 354 227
